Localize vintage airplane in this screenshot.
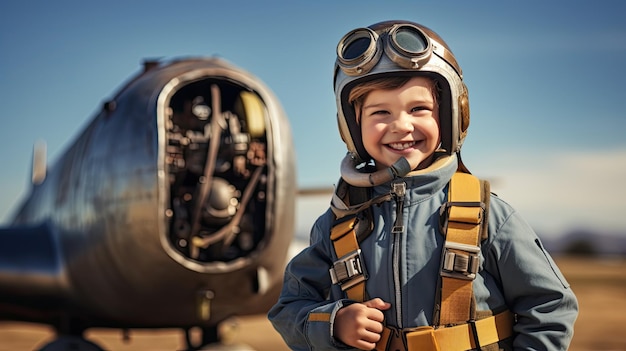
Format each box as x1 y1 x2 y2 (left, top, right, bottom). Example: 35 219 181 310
0 57 299 350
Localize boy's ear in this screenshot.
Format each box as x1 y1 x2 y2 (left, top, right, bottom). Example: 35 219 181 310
458 92 470 142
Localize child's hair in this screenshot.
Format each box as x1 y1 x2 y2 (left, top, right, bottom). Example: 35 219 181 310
349 76 440 123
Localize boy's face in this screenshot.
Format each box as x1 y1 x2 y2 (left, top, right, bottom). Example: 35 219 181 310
360 76 440 171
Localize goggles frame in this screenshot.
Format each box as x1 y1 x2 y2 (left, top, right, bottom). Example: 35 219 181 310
336 24 433 77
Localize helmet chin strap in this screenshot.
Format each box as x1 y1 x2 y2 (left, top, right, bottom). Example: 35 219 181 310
340 152 460 187
340 153 411 187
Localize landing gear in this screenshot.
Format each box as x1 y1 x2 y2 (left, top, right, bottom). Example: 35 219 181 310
184 323 256 351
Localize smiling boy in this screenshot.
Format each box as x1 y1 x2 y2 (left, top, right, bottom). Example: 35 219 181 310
269 20 578 351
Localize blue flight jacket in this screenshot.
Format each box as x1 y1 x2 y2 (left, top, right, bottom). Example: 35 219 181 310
268 156 578 350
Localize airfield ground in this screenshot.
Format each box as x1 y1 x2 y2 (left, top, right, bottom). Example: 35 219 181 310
0 256 624 351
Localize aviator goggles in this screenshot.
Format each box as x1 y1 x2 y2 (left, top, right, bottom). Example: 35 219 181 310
336 24 433 76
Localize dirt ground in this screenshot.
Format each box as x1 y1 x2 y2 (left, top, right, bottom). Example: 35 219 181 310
0 256 624 351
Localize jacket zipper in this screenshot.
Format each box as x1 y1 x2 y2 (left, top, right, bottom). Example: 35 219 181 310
391 181 406 328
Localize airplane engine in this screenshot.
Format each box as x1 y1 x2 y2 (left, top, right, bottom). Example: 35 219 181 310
164 79 272 266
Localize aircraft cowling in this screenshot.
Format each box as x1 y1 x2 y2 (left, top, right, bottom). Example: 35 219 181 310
0 57 297 330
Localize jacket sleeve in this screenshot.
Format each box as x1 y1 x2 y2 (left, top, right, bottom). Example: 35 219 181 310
268 212 355 350
484 197 579 350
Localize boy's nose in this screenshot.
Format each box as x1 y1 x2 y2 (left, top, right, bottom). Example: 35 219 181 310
390 114 414 133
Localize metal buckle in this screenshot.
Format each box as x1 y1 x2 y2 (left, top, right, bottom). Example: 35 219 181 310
329 249 366 291
440 241 480 280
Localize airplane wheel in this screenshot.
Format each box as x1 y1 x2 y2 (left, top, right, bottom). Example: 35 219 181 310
37 335 104 351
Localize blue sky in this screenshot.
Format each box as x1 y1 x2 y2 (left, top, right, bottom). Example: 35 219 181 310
1 1 625 237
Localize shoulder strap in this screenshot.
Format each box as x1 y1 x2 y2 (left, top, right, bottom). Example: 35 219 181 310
328 179 377 302
436 172 489 326
329 217 366 301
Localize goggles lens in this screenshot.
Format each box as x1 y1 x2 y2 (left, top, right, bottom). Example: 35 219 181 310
392 26 428 54
336 24 432 76
342 35 372 61
336 29 381 75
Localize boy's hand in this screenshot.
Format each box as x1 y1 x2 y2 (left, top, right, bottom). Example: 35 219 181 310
334 298 391 350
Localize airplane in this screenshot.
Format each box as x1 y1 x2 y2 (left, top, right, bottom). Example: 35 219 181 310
0 57 300 351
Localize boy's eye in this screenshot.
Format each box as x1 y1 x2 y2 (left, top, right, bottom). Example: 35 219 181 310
367 109 388 116
411 106 430 113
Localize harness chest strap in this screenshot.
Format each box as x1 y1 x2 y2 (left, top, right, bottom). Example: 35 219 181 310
376 310 515 351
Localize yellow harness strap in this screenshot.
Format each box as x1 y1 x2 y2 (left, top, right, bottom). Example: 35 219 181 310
329 217 366 301
439 172 485 325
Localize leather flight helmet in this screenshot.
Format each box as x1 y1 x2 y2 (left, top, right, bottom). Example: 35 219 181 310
333 20 470 169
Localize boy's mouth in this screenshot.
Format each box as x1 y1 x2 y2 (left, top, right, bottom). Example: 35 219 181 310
387 141 417 151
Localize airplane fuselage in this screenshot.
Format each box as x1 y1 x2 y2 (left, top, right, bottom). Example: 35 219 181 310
0 58 296 333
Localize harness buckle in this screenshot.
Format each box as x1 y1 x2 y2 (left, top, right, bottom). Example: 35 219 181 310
440 241 480 280
329 249 366 291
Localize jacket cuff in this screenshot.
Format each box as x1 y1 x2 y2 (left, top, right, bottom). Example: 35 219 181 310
306 299 355 350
